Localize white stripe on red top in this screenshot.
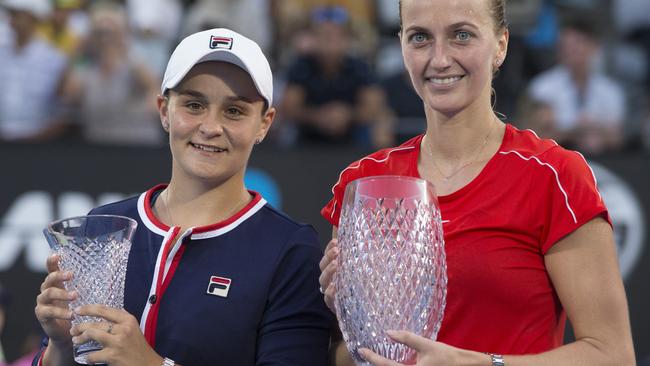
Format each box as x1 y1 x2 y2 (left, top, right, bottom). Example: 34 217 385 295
499 150 578 224
329 146 415 219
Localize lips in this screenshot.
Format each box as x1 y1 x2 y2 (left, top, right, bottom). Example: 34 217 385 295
426 75 463 85
190 142 226 153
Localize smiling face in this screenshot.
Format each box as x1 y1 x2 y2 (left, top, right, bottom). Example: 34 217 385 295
400 0 508 117
158 61 274 187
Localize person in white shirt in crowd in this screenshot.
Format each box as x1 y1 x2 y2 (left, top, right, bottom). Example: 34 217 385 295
0 0 69 142
524 16 625 155
63 1 163 146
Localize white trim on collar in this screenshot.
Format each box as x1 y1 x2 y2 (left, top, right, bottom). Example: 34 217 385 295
191 198 267 239
137 190 268 238
137 192 168 236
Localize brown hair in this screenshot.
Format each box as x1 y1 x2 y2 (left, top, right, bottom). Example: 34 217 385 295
399 0 507 34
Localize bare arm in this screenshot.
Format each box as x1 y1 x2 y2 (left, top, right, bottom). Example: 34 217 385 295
501 217 635 365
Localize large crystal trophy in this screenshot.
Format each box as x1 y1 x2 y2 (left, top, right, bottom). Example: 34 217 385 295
335 176 447 365
43 215 137 364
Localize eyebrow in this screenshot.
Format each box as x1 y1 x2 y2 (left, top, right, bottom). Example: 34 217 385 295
173 90 257 104
403 25 429 34
174 89 208 100
449 21 480 31
404 21 480 34
226 95 256 104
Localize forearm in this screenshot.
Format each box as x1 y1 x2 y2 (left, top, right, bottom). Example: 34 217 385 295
332 340 492 366
502 337 635 366
332 337 634 366
40 341 76 366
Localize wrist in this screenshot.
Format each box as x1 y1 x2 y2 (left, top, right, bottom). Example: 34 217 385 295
486 353 505 366
41 342 74 366
456 349 493 366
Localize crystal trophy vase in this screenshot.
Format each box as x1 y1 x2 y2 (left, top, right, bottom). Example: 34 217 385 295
43 215 137 364
335 176 447 365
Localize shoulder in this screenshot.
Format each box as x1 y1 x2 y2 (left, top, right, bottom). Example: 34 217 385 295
531 66 566 84
89 194 141 217
253 204 320 247
591 73 625 97
528 66 567 94
499 124 593 178
337 136 421 182
500 125 559 157
32 38 66 64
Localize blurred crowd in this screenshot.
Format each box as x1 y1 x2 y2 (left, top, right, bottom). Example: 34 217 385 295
1 0 650 157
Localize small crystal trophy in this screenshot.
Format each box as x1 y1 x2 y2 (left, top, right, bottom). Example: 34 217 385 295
335 176 447 365
43 215 136 364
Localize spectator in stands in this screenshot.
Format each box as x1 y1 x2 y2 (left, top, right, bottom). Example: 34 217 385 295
37 0 84 58
612 0 650 150
182 0 272 56
280 6 384 147
493 0 543 119
64 1 163 146
126 0 182 77
379 69 426 145
523 16 625 155
272 0 377 66
0 0 69 142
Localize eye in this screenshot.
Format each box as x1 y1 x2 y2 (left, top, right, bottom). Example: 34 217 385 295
225 106 243 118
185 101 204 112
408 32 429 44
455 30 473 42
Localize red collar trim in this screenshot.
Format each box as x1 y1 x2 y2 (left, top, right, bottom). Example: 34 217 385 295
139 184 265 236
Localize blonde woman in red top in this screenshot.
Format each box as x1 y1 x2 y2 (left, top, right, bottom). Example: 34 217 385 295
318 1 635 365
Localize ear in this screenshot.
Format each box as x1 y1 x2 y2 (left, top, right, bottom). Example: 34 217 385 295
157 94 170 132
256 106 276 144
494 28 509 68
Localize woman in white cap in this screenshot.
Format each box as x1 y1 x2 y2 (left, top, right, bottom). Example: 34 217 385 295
33 28 332 366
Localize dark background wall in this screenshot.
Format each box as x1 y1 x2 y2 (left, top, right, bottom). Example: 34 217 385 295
0 143 648 362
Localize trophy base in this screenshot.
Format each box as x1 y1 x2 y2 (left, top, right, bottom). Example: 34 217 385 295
74 340 106 365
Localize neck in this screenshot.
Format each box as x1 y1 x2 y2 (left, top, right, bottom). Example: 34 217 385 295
571 68 589 90
161 173 252 230
14 31 34 49
423 99 498 162
319 55 343 76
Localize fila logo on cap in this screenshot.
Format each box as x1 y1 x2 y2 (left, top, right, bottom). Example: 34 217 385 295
210 36 233 50
206 276 232 297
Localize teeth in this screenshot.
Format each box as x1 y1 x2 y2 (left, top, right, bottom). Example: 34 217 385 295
429 76 461 85
192 143 224 152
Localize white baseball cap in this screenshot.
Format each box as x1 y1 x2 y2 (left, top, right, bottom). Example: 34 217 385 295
161 28 273 107
1 0 51 19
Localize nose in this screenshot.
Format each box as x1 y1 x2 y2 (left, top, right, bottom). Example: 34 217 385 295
428 40 453 70
198 114 225 137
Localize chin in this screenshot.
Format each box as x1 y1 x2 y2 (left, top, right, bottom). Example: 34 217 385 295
425 98 468 117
